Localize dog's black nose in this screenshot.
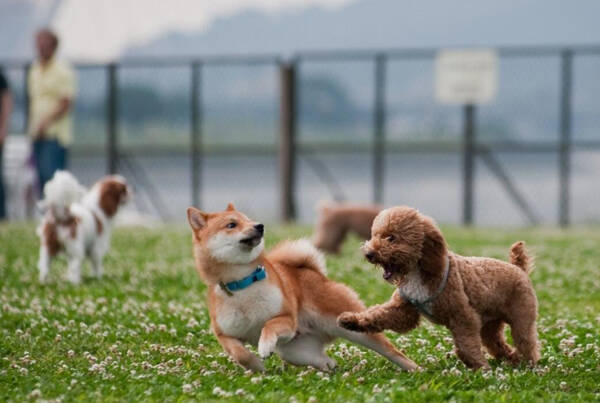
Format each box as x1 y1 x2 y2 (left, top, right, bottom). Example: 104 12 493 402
254 223 264 234
365 251 375 262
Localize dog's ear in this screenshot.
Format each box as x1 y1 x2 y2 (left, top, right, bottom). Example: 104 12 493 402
225 203 236 212
187 207 208 231
418 215 447 274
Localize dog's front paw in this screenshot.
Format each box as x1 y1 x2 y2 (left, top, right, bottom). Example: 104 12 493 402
337 312 364 332
258 334 277 358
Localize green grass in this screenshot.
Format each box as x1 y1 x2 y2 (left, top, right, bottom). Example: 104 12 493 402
1 223 599 402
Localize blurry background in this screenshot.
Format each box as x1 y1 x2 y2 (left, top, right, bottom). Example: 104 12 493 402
1 0 599 226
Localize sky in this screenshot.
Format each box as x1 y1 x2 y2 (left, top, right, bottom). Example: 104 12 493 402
51 0 352 61
1 0 598 62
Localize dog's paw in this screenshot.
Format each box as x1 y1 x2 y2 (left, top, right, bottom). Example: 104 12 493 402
258 334 277 358
246 356 265 373
337 312 363 332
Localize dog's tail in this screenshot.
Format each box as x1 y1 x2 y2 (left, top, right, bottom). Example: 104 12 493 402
509 241 533 274
267 238 327 274
38 171 87 221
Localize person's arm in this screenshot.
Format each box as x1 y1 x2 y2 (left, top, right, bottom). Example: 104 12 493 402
36 97 70 136
0 89 12 145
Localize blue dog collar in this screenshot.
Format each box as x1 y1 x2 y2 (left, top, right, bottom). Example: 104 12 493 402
219 266 267 296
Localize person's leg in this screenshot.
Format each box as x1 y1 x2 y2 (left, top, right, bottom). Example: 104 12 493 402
33 140 50 195
0 146 5 220
54 141 68 171
35 139 65 194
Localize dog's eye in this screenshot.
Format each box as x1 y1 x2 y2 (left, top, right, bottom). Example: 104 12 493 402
386 235 395 242
226 222 237 229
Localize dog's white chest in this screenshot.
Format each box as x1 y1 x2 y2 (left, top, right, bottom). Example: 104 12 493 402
399 271 430 303
215 281 283 345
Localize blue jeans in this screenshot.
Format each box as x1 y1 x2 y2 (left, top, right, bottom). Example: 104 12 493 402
0 146 5 219
33 139 68 194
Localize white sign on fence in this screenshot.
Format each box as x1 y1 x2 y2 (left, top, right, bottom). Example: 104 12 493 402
435 49 498 105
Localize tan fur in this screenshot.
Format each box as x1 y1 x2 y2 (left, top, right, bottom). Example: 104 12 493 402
338 206 540 370
98 178 128 217
43 220 62 256
187 204 418 373
312 202 382 254
92 212 103 235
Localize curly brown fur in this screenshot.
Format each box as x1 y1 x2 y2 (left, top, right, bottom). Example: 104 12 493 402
337 206 540 370
312 202 382 254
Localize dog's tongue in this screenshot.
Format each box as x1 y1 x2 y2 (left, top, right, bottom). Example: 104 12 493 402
383 268 393 280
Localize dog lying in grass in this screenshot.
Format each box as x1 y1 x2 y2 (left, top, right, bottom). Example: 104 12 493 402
338 206 540 370
186 203 418 372
312 202 382 254
37 171 130 284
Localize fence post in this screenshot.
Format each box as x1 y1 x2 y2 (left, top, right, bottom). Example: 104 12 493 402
279 61 297 222
559 50 573 228
107 63 118 174
373 53 387 204
190 61 202 208
463 104 476 225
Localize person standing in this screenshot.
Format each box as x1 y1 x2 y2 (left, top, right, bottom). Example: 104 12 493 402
28 28 76 194
0 68 13 220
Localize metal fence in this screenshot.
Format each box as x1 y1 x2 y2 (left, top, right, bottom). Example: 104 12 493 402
3 45 600 226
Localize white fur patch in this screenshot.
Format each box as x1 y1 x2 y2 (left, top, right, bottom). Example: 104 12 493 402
399 270 430 303
215 280 283 345
207 232 264 264
40 171 86 221
289 238 327 274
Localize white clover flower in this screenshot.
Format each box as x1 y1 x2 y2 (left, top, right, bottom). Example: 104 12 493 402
27 389 41 399
182 384 193 394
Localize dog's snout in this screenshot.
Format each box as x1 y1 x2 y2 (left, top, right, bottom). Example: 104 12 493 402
254 223 264 234
364 250 375 262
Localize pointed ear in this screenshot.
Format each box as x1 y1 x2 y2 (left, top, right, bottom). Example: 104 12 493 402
418 215 447 275
226 203 236 212
187 207 208 231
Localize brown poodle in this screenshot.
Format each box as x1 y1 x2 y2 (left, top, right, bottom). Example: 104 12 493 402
312 202 382 254
337 206 540 370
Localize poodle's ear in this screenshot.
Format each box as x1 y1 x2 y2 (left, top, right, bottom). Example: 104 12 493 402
418 215 447 274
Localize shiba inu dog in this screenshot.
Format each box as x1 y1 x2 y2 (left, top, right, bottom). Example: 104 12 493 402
186 203 418 373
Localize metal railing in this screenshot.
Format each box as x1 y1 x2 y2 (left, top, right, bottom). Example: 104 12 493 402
3 44 600 226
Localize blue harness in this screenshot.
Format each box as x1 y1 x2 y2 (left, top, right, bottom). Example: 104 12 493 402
219 266 267 296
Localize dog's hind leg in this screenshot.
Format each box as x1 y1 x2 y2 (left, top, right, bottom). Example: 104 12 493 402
38 245 51 283
90 247 104 279
480 320 518 363
509 313 540 365
277 334 336 371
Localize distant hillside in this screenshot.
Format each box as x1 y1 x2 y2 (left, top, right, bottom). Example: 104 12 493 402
125 0 600 58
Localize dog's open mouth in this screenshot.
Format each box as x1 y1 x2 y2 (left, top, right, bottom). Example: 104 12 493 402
239 235 262 248
382 265 395 281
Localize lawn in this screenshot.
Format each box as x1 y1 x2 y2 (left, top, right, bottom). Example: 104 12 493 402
1 223 599 402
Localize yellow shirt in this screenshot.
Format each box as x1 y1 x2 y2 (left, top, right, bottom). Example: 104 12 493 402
28 57 76 146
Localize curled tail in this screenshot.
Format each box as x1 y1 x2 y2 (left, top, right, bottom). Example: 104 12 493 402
38 171 86 221
510 241 533 274
267 238 327 274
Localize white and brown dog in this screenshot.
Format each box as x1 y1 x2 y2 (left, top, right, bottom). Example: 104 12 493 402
186 203 418 372
37 171 130 284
